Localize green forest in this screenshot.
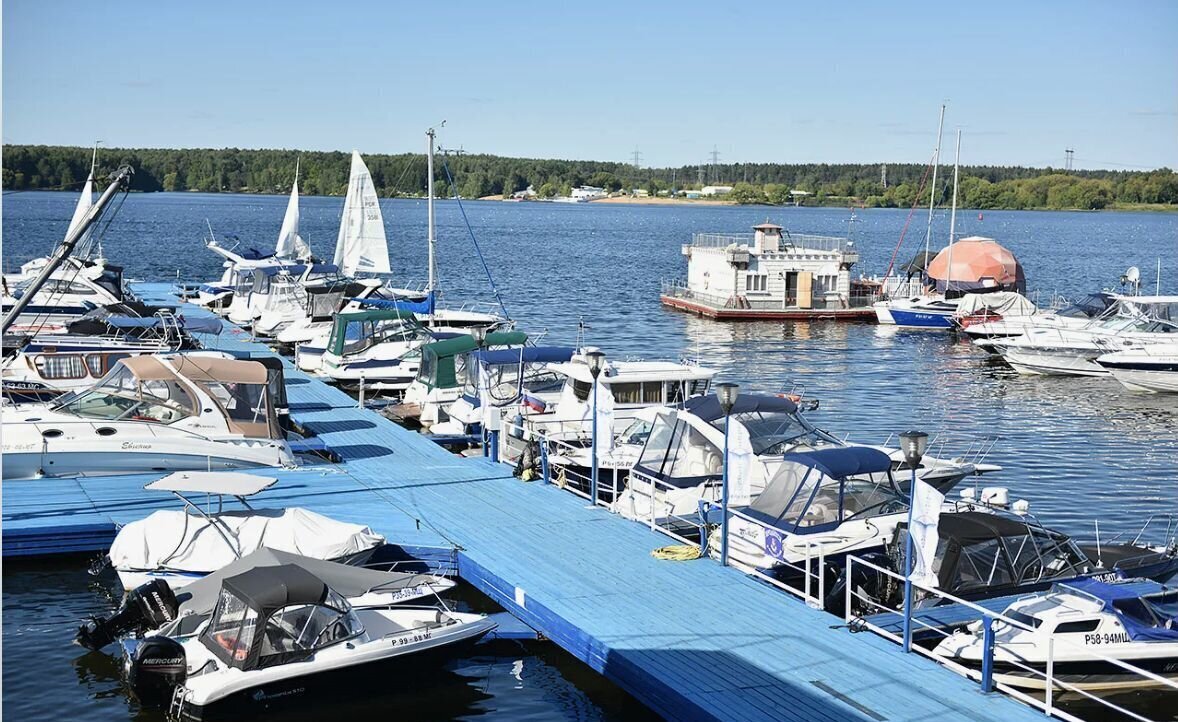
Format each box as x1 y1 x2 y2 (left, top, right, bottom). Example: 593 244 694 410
3 144 1175 211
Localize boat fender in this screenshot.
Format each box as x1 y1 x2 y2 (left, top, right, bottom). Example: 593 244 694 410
127 636 187 706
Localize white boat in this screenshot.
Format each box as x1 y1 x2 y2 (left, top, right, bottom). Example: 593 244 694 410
122 560 494 718
2 353 295 479
616 394 999 533
933 579 1178 692
104 472 388 591
394 330 531 428
1097 341 1178 393
2 257 129 332
226 262 343 327
312 308 437 390
962 292 1116 349
994 300 1178 376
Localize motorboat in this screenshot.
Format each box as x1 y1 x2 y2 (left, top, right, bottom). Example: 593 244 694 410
993 300 1178 376
839 509 1178 614
962 292 1116 348
116 561 494 719
428 345 575 439
2 353 295 479
226 263 344 327
614 394 998 532
193 241 291 312
1096 341 1178 393
311 308 439 391
2 312 221 402
270 279 394 346
2 257 131 332
950 291 1037 333
712 447 912 582
933 578 1178 692
77 547 459 653
392 331 530 429
100 472 388 591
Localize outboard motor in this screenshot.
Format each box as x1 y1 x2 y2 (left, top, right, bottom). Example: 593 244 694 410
127 636 187 705
76 579 179 651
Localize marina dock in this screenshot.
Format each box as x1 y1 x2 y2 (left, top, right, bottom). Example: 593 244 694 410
1 283 1046 722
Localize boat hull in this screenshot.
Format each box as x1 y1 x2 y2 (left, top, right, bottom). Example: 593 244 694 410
886 308 955 329
1099 363 1178 393
2 449 288 481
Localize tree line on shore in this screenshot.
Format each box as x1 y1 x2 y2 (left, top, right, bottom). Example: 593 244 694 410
3 144 1175 210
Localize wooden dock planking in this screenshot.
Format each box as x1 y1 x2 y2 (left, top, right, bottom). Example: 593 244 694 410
0 283 1046 722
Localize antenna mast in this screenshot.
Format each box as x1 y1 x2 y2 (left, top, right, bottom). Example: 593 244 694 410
426 127 438 296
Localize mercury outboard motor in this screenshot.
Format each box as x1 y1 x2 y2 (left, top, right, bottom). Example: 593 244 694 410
128 636 187 705
76 579 179 651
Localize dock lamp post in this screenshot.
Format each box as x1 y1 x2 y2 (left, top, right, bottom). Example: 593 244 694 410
586 350 606 505
899 430 929 654
471 327 489 457
716 382 740 567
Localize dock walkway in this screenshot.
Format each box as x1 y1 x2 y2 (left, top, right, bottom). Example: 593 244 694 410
2 283 1045 722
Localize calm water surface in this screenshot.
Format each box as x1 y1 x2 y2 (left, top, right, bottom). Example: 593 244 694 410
3 192 1177 720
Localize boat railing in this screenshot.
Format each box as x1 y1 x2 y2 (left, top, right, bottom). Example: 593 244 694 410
690 232 854 254
844 553 1178 719
874 431 1001 469
496 418 624 505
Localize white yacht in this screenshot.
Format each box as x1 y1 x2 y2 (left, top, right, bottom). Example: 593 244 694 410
2 354 295 479
123 562 495 719
2 257 130 333
616 394 993 532
311 308 438 392
993 298 1178 376
226 263 344 327
1097 341 1178 393
933 579 1178 692
962 292 1116 349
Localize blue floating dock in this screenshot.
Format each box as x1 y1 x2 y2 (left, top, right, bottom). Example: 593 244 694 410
2 283 1047 722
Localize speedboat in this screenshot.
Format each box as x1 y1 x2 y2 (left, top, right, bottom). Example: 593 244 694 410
100 472 388 591
312 308 439 392
950 291 1037 333
1096 341 1178 393
226 263 343 327
615 394 998 532
933 579 1178 692
2 257 131 332
994 308 1178 377
963 292 1116 349
77 547 458 653
117 560 494 719
2 353 295 479
839 509 1178 614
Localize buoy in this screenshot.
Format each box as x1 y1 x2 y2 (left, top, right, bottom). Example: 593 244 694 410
978 212 984 221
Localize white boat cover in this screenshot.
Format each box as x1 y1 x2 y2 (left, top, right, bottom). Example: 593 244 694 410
955 291 1036 318
109 507 385 574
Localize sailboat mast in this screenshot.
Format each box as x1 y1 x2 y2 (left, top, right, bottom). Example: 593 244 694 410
922 104 947 273
945 129 962 296
426 128 437 295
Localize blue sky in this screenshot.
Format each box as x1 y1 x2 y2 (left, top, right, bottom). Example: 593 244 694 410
4 1 1176 170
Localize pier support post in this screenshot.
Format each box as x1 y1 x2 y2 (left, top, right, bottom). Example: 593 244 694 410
715 383 740 567
981 615 995 693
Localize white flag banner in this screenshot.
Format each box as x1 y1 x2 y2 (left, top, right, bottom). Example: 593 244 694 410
727 419 754 506
908 477 945 589
592 379 615 453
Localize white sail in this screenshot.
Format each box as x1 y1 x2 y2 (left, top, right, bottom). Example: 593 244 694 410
276 173 310 260
333 150 391 276
67 173 95 245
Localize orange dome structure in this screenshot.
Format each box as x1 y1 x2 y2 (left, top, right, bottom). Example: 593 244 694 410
926 236 1025 293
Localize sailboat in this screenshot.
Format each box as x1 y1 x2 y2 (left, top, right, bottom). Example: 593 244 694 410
334 150 392 277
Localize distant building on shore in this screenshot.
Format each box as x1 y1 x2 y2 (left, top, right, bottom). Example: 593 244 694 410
571 185 607 201
701 185 734 196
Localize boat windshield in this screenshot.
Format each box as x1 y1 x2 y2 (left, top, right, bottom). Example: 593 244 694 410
456 356 563 404
635 415 723 487
53 363 194 423
943 527 1089 593
750 466 903 532
716 410 839 455
338 319 427 357
254 589 363 669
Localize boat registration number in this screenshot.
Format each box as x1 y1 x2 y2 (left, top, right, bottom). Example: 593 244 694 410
393 631 432 646
1084 632 1130 645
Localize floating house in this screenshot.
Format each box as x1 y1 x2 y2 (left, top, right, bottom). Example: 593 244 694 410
661 222 877 320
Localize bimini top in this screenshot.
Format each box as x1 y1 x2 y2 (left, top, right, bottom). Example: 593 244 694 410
354 293 437 315
684 393 797 422
470 346 575 366
144 471 278 497
119 354 268 384
1059 578 1178 642
926 237 1025 293
423 331 529 361
223 564 328 613
937 510 1035 545
745 446 894 533
104 314 224 335
238 248 275 261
